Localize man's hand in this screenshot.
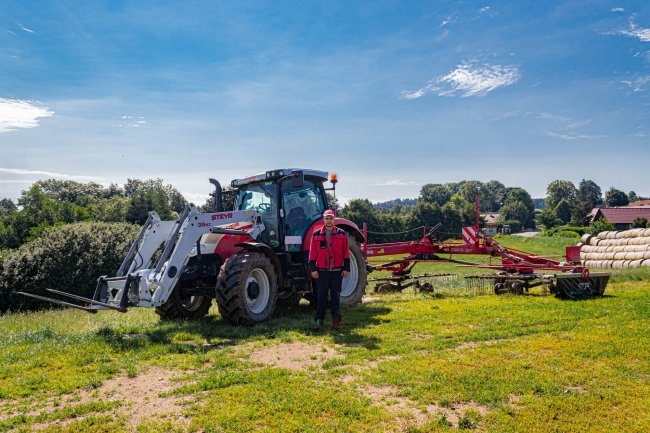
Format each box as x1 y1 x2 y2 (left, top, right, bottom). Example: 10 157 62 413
342 271 349 278
311 271 319 279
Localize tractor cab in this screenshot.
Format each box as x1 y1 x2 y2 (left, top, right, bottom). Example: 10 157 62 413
231 169 330 251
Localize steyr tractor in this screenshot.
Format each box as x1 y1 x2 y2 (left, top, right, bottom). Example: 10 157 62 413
21 169 367 324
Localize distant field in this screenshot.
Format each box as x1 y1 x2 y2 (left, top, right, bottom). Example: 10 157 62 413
0 235 648 432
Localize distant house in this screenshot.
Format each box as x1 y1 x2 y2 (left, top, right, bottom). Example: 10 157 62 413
589 207 650 230
481 213 500 225
628 200 650 207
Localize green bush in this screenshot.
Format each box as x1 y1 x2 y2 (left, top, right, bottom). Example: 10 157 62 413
0 222 140 312
552 230 580 238
541 225 587 237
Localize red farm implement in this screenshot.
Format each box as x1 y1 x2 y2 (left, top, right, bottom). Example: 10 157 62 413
362 199 609 300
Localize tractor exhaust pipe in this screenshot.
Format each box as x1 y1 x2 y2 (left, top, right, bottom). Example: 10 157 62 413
209 178 223 212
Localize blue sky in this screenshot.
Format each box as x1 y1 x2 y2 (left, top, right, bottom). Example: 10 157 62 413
1 1 649 204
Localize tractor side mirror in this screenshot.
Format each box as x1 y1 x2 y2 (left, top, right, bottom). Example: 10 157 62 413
291 171 304 188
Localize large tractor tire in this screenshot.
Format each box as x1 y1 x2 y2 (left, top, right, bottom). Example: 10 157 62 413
216 252 278 325
155 287 212 320
340 234 367 307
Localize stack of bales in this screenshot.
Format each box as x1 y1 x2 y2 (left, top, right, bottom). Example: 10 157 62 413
579 228 650 268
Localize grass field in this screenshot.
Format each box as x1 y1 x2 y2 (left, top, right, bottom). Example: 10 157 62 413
0 236 648 432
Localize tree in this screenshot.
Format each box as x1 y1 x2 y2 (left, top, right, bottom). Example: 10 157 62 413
0 199 17 216
124 179 183 224
482 180 506 212
536 208 561 229
502 187 535 228
499 201 530 227
633 217 648 228
574 179 602 225
407 201 443 231
545 180 577 210
35 179 113 206
605 187 629 207
340 199 379 238
457 180 483 205
420 184 451 206
554 198 572 224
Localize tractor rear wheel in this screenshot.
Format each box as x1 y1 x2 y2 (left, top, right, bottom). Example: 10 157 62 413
340 234 367 307
155 288 212 320
216 252 278 325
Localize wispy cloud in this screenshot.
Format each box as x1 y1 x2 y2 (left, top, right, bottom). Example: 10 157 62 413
614 16 650 42
537 113 591 129
0 168 100 181
0 98 54 132
401 62 520 99
16 22 34 33
118 115 147 127
544 132 604 141
372 180 421 187
611 8 625 13
622 75 650 92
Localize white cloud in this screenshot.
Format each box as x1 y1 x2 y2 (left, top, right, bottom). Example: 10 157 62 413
0 98 54 132
16 22 34 33
181 191 209 205
611 8 624 13
479 6 491 13
622 75 650 92
615 17 650 42
371 180 421 187
402 62 520 99
0 168 100 181
537 113 591 129
544 132 604 140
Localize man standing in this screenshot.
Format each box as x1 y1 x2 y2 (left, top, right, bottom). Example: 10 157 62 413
309 209 350 331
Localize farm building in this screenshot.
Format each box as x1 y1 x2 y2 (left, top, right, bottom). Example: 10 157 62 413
589 207 650 230
629 200 650 207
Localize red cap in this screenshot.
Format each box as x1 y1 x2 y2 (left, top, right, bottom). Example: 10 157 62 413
323 209 335 217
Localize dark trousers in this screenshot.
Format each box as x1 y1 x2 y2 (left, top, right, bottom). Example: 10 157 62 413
315 270 342 322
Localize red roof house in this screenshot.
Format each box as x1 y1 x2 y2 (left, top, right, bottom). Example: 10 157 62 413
590 207 650 230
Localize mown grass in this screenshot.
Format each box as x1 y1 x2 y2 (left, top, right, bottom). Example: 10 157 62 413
0 235 648 432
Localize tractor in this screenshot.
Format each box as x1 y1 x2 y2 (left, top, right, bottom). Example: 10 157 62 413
20 169 367 325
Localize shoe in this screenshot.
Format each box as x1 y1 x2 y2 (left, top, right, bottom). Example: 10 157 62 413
332 317 341 330
313 320 324 332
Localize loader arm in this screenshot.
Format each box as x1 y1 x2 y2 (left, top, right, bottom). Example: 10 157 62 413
21 204 265 312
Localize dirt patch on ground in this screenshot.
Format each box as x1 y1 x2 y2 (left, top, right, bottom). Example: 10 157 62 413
240 341 343 371
12 367 193 432
356 383 489 431
453 338 511 350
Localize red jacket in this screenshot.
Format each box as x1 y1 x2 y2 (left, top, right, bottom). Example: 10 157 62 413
309 226 350 272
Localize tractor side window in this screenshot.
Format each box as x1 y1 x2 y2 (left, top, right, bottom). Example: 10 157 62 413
236 182 279 247
282 179 326 237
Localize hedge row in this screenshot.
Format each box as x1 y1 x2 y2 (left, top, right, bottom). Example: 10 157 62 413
0 222 140 312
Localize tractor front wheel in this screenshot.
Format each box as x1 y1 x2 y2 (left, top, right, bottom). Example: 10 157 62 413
155 288 212 320
216 252 278 325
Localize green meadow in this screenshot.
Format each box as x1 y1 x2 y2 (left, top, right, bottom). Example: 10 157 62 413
0 235 648 432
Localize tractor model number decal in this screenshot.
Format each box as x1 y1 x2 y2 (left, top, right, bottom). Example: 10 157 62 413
197 222 212 228
212 213 233 220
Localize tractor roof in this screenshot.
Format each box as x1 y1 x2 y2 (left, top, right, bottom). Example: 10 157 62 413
231 168 328 187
